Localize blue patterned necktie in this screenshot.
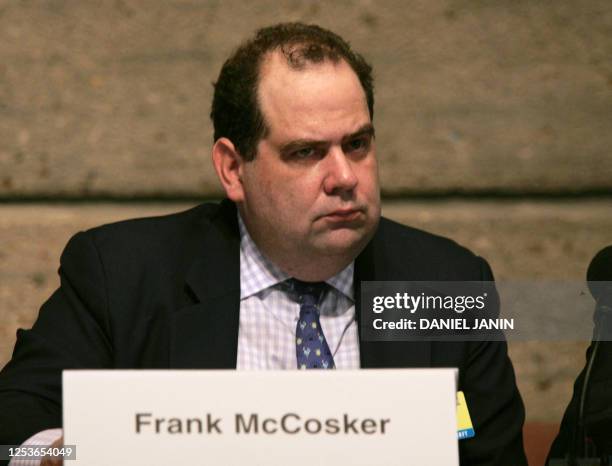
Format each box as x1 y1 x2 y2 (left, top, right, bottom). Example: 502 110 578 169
287 279 336 370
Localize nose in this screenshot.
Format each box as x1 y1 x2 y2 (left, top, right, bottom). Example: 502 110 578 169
323 146 358 196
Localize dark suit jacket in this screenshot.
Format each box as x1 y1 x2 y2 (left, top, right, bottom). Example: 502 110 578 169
547 340 612 462
0 200 526 465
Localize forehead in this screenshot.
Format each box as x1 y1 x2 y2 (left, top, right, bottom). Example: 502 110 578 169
257 50 370 141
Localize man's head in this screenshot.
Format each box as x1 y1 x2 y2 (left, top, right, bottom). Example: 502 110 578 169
211 23 381 281
211 22 375 161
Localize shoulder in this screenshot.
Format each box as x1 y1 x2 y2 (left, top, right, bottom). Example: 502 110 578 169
88 202 221 244
60 202 232 271
366 216 491 280
375 216 477 261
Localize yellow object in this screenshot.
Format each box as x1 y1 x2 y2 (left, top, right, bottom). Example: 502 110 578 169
456 391 475 440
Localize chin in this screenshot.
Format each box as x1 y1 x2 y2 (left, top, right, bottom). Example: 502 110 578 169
315 228 372 256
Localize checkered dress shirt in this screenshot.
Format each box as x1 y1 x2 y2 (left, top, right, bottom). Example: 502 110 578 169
236 214 360 370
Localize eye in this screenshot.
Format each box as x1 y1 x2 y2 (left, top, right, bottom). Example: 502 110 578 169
293 147 316 159
344 136 370 154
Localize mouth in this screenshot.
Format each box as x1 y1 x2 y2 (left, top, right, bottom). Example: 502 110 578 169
322 208 364 223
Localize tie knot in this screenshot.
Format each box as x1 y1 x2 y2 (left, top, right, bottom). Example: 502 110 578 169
286 279 327 306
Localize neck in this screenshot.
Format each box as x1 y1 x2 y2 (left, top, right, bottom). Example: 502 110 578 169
272 253 354 282
238 216 358 282
237 206 372 282
254 232 357 281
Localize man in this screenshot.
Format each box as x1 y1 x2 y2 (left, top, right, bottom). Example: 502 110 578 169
0 23 526 465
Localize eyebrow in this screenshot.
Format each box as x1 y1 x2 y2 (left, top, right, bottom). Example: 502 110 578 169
341 123 375 144
279 123 375 156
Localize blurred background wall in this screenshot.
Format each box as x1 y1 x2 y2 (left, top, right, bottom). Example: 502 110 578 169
1 0 611 461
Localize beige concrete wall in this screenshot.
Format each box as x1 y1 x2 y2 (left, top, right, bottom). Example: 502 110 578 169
1 1 611 428
1 0 611 195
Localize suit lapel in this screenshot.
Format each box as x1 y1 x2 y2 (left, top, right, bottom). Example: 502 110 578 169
355 225 432 368
169 204 431 370
170 200 241 369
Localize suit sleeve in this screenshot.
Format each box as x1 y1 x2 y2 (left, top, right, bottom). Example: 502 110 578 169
458 257 528 466
546 351 583 462
0 231 113 447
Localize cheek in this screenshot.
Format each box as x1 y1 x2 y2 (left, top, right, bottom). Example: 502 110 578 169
285 172 321 202
248 167 279 201
254 165 326 214
358 163 380 194
259 176 306 213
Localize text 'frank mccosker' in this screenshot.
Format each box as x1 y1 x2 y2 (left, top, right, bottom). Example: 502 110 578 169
135 413 390 435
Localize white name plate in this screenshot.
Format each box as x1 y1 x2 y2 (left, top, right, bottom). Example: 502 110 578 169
63 369 458 466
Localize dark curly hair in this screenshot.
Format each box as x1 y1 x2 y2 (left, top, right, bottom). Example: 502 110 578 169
211 22 374 161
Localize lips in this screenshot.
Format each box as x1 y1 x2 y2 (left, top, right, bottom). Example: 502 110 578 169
323 208 363 222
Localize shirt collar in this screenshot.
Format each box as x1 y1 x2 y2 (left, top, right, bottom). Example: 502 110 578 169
238 213 354 301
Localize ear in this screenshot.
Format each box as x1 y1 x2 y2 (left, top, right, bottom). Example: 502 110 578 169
212 137 246 202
